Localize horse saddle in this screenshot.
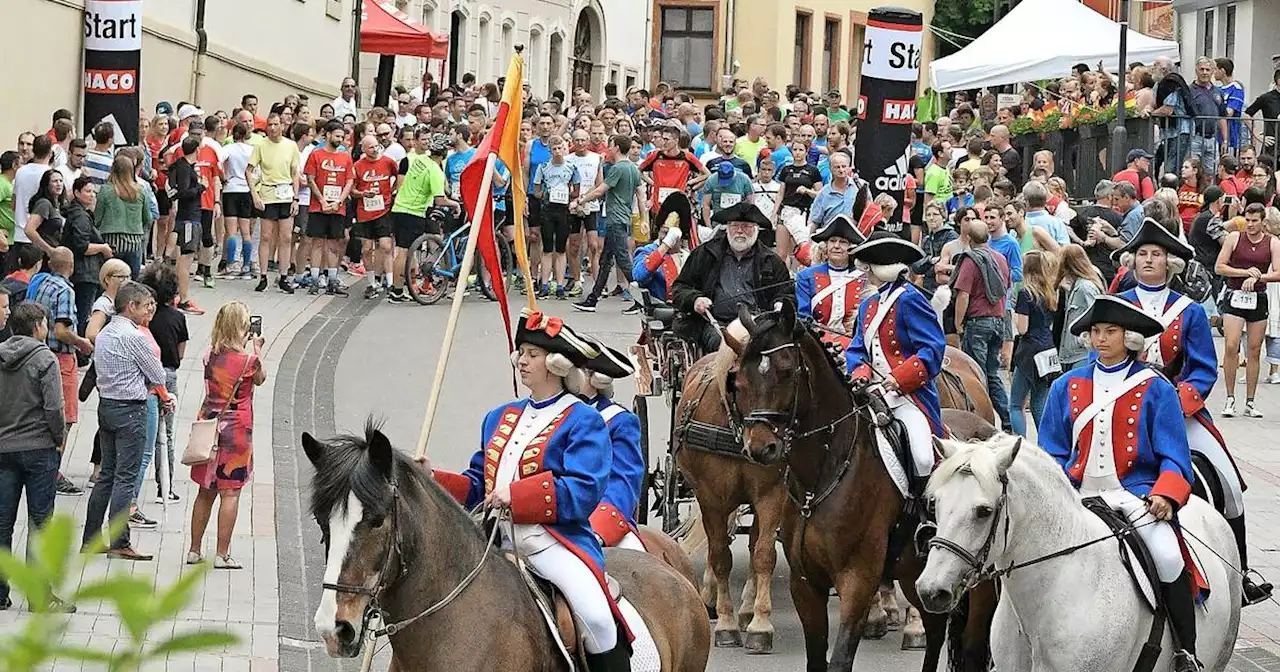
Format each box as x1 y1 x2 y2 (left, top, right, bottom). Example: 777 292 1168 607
1080 497 1162 612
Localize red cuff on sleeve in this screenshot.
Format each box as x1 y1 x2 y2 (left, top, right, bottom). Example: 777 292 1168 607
1176 382 1205 417
644 249 665 273
433 470 472 504
890 355 931 395
589 502 632 547
850 363 873 382
1151 470 1193 508
509 472 558 524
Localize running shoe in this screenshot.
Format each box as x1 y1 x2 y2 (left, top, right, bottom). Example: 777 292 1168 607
610 285 623 297
219 262 242 278
178 300 205 316
202 275 216 290
622 303 642 316
1268 372 1280 385
255 275 268 292
1222 397 1237 418
128 510 158 529
55 474 83 496
362 284 381 300
278 277 296 295
1244 401 1264 418
309 282 321 296
572 298 598 313
536 283 552 299
555 286 566 300
567 283 583 298
387 287 410 303
347 262 367 277
328 282 350 297
620 289 634 302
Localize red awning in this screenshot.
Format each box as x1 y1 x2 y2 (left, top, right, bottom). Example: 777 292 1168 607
360 0 449 60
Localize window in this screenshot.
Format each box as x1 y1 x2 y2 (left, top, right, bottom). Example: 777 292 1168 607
659 7 715 91
626 73 637 91
794 12 812 88
502 22 514 64
822 17 840 92
423 4 436 28
1224 5 1236 60
478 18 492 81
326 0 342 20
1202 8 1215 57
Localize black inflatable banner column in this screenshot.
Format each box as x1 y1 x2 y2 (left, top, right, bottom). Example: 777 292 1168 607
854 7 922 239
83 0 142 146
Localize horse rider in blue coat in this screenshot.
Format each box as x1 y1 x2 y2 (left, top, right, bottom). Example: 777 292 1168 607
632 192 693 304
1038 295 1203 672
433 310 633 672
571 336 648 551
1113 217 1272 605
796 214 868 350
846 233 947 494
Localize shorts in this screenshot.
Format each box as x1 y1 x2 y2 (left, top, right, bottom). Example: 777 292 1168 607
494 209 509 231
528 195 543 228
570 212 596 236
595 211 607 236
307 211 349 240
540 204 571 253
222 192 254 219
293 209 308 236
201 209 215 248
176 218 202 255
354 214 394 240
393 212 428 248
260 202 293 221
57 352 78 424
1221 290 1269 323
778 206 810 245
155 189 172 217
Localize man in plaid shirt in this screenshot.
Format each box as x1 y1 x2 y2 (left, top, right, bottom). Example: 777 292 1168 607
29 248 93 495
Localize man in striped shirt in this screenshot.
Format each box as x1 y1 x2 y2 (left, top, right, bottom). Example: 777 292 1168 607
81 122 115 186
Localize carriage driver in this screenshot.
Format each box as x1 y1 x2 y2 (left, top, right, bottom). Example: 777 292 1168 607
796 214 868 349
1114 218 1273 606
432 310 634 672
845 232 948 502
569 337 648 551
671 200 794 354
1038 296 1202 672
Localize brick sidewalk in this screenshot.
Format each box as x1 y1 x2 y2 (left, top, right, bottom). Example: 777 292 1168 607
0 278 332 672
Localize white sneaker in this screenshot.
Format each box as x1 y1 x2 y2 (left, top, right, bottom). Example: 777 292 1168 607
1244 401 1264 418
1222 397 1237 417
1267 373 1280 385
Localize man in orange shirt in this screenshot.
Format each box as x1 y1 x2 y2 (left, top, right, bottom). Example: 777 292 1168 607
169 119 222 313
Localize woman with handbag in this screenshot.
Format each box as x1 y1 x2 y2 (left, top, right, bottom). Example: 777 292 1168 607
1009 249 1060 436
186 301 265 569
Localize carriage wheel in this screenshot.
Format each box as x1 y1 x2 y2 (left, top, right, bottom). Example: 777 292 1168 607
634 396 650 525
661 453 682 536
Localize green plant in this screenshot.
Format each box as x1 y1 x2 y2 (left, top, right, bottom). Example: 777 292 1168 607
0 514 237 671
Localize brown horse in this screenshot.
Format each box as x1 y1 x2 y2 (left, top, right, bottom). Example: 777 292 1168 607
721 303 991 672
638 525 700 590
936 348 997 427
302 424 711 672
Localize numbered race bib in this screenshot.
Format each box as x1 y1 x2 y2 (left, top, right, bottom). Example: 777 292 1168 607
1033 348 1062 378
720 193 743 209
549 185 570 205
363 194 385 212
322 185 343 202
658 187 677 204
451 181 461 199
1230 290 1259 310
274 183 294 200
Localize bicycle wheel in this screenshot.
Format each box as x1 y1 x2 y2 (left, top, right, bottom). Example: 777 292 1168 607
405 233 450 305
477 234 514 301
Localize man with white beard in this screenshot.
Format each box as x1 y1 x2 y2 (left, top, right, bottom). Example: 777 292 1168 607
670 201 794 354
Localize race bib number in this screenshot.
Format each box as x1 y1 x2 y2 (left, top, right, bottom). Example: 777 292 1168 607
549 185 570 205
274 184 294 200
1230 290 1258 310
1033 348 1062 378
323 185 342 202
658 187 677 204
363 194 385 212
451 181 461 199
720 193 742 209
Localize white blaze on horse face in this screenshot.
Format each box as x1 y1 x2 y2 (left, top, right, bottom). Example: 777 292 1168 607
315 492 364 640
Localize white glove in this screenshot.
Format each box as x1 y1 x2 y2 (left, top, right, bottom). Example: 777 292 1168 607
663 227 683 248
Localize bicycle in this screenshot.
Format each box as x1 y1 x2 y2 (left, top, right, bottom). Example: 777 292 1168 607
405 209 515 305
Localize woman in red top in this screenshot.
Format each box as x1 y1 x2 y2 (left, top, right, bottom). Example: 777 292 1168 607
145 116 174 259
1177 157 1206 235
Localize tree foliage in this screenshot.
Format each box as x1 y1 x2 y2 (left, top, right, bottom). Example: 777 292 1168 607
931 0 998 57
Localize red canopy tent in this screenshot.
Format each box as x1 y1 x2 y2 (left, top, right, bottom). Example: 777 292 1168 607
359 0 449 106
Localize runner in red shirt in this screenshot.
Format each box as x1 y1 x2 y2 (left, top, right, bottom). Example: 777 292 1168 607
303 120 355 296
352 134 399 298
638 124 708 225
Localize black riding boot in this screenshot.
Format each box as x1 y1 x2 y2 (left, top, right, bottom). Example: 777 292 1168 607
585 643 632 672
1227 514 1274 605
1162 571 1201 672
909 476 937 557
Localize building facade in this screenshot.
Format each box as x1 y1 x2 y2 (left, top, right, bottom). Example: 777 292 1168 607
648 0 937 103
1174 0 1280 108
360 0 651 103
5 0 356 140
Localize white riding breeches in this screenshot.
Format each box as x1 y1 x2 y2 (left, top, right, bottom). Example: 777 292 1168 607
890 398 935 479
1099 489 1185 583
779 206 811 245
524 540 618 654
1186 417 1244 519
616 531 646 551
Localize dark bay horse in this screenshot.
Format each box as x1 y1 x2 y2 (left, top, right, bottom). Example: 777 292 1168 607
302 424 711 671
722 304 993 672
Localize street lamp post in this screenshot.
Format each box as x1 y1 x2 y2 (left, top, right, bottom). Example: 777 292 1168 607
1110 0 1130 174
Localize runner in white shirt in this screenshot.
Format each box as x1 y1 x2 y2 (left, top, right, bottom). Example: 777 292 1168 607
565 129 604 293
219 122 257 277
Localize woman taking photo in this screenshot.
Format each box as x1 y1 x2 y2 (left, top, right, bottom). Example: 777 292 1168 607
96 155 154 276
1056 243 1105 369
1010 250 1060 435
1216 202 1280 418
63 177 113 332
24 169 68 255
188 301 267 569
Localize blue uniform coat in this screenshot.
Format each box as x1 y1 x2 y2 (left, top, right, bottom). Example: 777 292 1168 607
586 396 646 546
632 242 681 302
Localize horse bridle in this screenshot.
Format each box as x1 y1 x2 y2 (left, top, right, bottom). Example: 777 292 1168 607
726 342 807 458
926 468 1011 594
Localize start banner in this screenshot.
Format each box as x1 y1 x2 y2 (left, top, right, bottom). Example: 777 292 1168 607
83 0 142 146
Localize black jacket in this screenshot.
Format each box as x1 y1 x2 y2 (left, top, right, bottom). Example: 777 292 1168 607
62 200 105 286
671 232 794 326
168 158 205 222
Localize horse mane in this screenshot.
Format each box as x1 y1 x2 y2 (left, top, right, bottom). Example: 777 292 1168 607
928 434 1075 503
710 317 753 400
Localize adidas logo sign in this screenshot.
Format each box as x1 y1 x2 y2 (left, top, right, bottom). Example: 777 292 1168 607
874 153 910 193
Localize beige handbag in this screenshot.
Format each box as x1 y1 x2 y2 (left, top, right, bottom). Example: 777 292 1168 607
181 355 253 466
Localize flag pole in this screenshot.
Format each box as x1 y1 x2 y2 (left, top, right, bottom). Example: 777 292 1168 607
415 153 498 459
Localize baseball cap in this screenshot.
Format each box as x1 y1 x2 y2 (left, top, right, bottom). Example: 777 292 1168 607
155 102 174 116
825 89 842 99
1126 148 1153 163
717 162 736 181
177 104 205 120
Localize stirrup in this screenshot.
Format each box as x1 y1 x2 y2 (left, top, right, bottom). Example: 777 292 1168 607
1172 649 1203 672
913 520 937 558
1243 572 1274 607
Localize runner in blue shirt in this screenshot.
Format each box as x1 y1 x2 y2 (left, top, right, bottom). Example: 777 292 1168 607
444 125 476 203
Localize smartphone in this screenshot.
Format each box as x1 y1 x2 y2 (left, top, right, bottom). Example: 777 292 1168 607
1223 195 1236 207
249 315 263 338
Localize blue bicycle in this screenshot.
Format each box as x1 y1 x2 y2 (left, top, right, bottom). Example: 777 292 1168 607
405 210 514 305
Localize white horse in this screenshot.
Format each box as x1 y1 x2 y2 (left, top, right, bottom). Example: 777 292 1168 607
915 435 1241 672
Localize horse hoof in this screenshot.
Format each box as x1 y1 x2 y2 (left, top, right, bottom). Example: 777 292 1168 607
885 611 902 631
738 612 753 631
901 632 928 651
744 630 774 654
862 619 889 640
714 629 743 648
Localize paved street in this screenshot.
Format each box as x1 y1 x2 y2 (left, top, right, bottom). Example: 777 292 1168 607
4 277 1280 670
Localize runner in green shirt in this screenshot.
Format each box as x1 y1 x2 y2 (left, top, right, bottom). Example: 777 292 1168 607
924 146 954 205
0 153 16 247
388 129 451 302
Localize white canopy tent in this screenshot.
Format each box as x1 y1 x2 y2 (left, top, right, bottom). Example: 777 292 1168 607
929 0 1180 93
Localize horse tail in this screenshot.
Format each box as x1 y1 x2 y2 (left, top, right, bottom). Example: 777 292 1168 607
946 594 970 672
678 502 706 557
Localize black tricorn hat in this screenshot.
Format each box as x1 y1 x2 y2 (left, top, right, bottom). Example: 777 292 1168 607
850 231 925 265
654 191 694 239
811 214 867 245
515 310 600 366
1111 217 1195 262
1067 294 1164 338
711 200 772 228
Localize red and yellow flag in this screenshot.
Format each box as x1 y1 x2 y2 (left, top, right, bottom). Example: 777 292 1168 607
459 51 532 351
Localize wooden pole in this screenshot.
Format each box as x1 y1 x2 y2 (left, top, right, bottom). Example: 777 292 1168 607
415 153 498 459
